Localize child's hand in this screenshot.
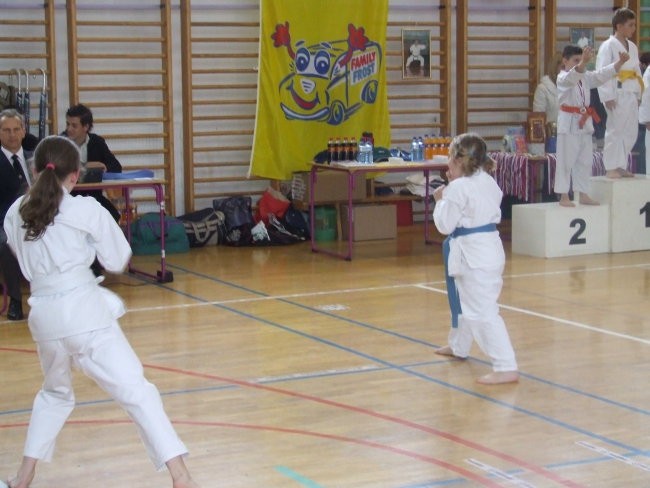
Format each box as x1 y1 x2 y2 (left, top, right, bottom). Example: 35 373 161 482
433 184 445 202
613 51 631 72
581 46 594 64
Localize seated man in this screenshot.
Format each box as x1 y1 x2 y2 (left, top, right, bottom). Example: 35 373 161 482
0 109 33 320
63 103 122 222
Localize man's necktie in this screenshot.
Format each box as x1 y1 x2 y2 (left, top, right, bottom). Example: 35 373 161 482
11 154 28 193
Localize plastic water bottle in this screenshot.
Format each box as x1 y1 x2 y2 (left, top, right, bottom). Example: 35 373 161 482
411 137 419 162
357 137 369 164
417 137 424 161
367 138 374 164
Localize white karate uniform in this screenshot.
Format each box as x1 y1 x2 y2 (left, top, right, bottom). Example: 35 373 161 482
555 63 618 194
406 42 425 68
533 75 559 123
596 35 643 170
639 66 650 175
4 189 187 470
433 170 517 372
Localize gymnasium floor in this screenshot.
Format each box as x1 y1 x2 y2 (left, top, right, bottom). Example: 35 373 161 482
1 224 649 487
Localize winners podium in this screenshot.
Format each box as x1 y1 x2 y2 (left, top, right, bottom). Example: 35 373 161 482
512 175 650 258
591 176 650 253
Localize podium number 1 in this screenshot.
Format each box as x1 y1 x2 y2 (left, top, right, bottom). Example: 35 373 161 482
642 202 650 227
569 218 587 245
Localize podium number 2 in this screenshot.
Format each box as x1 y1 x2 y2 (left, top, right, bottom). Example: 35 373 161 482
569 218 587 245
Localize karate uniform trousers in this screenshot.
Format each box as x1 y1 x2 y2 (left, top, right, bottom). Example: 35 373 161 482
25 271 188 470
449 258 517 372
603 91 639 170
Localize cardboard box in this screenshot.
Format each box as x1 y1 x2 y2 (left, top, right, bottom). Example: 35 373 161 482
340 204 397 241
291 170 366 206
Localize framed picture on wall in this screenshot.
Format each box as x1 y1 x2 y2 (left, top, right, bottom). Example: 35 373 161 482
527 112 546 143
570 27 594 49
402 29 430 79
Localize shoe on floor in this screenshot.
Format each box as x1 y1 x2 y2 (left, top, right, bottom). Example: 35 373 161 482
7 298 24 321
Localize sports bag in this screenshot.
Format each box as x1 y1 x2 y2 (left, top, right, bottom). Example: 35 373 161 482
130 212 190 255
177 208 226 247
213 196 254 230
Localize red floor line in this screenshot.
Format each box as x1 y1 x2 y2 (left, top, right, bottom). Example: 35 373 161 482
66 418 503 487
148 363 585 488
0 346 583 487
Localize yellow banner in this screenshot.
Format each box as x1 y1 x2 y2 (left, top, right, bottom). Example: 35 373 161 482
250 0 390 180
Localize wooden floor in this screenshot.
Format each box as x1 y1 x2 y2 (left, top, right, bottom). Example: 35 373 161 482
1 223 649 487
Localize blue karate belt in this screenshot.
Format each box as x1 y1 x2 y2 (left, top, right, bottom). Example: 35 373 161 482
442 223 497 328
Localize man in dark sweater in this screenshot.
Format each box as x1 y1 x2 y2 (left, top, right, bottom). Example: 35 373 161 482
63 103 123 221
64 104 123 277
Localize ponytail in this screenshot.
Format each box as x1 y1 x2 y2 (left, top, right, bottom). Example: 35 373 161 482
19 136 80 241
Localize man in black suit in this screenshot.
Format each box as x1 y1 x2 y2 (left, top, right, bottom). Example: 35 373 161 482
0 109 33 320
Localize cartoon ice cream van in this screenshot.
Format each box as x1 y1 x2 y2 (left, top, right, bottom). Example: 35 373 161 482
273 23 382 125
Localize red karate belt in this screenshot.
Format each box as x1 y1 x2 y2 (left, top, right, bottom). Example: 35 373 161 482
560 104 601 129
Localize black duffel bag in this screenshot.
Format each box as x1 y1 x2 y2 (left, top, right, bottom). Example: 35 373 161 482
177 208 226 247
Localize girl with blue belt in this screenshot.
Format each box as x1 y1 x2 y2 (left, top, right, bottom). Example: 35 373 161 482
432 133 518 385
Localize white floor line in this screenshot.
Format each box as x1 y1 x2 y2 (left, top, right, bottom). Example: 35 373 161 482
128 282 438 313
122 262 650 347
415 284 650 346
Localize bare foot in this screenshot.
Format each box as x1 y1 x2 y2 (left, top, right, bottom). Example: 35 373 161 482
167 455 200 488
616 167 634 178
476 371 519 384
173 475 201 488
605 169 621 179
559 195 575 207
434 345 466 359
8 457 36 488
8 472 34 488
579 194 599 205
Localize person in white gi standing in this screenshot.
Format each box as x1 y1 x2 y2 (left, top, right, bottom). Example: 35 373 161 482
432 133 518 385
638 53 650 175
556 45 629 207
3 136 200 488
596 7 643 178
533 52 562 124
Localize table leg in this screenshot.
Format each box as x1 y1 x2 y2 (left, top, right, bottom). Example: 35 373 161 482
310 166 317 253
424 169 433 244
125 183 173 283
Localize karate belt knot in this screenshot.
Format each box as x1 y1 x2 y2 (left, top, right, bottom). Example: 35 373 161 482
560 104 600 129
617 70 644 92
442 223 497 328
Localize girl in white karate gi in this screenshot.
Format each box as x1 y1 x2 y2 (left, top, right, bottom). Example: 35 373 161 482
432 133 518 385
3 136 200 488
596 7 643 178
556 45 629 207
